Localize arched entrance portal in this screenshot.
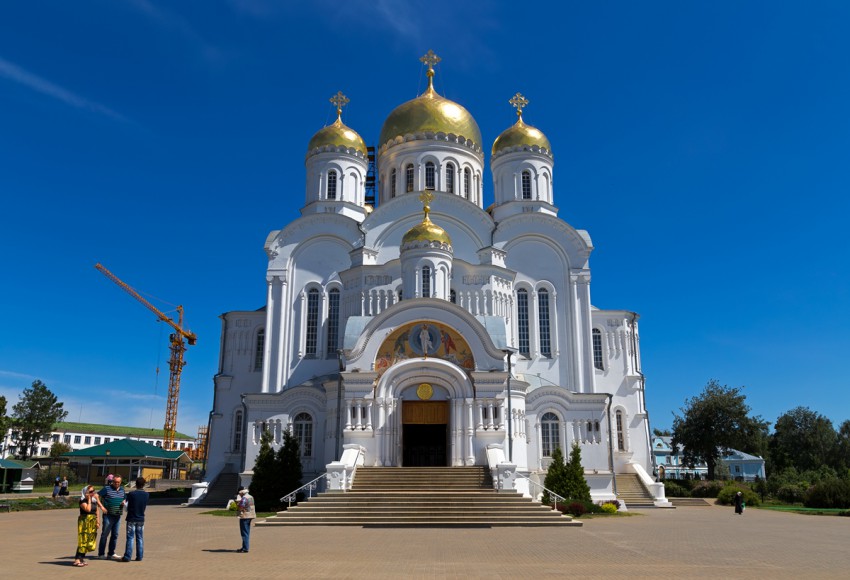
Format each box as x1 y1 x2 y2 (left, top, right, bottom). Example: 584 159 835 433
402 400 449 466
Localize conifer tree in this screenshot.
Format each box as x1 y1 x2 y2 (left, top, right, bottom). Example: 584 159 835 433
542 446 567 505
248 430 279 511
564 441 591 502
278 429 303 507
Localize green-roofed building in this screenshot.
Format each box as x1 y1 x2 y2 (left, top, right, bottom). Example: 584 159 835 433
63 438 191 483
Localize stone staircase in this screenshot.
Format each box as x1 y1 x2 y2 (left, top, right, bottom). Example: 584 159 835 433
616 473 658 508
194 472 240 507
669 497 711 507
258 466 581 527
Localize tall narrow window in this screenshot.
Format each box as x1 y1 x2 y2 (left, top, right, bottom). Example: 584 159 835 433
406 164 414 192
233 410 243 452
521 170 532 200
592 328 604 370
446 163 455 193
538 289 551 357
305 289 319 356
425 162 435 190
421 266 431 298
397 290 403 302
326 289 340 354
450 289 456 304
463 168 471 199
517 289 530 356
293 412 313 456
391 168 397 198
616 410 625 451
254 329 265 371
327 170 337 200
541 412 560 458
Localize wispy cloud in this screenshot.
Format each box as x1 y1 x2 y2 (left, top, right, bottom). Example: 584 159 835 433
127 0 223 64
0 57 128 121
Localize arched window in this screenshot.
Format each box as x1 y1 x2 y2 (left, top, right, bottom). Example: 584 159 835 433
293 412 313 457
450 289 456 304
517 289 530 356
326 289 340 354
521 170 532 200
422 266 431 298
541 412 560 458
463 168 471 199
425 161 435 190
254 329 264 371
327 170 337 200
391 168 397 198
538 289 551 358
616 410 625 451
305 289 320 356
232 410 243 452
446 163 455 193
397 290 403 302
592 328 604 370
405 164 414 192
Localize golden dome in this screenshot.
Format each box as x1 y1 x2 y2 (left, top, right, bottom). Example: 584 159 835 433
402 215 452 247
492 118 552 156
379 51 480 148
492 92 552 157
307 91 367 156
307 117 367 155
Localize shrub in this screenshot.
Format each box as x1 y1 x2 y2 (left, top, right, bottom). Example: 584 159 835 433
690 480 725 498
564 501 587 517
776 483 808 504
600 502 618 514
804 479 850 509
716 485 760 507
663 480 690 497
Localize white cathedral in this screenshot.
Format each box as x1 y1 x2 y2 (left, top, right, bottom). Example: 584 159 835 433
206 52 664 505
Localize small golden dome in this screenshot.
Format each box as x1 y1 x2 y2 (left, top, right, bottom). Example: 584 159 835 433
307 117 367 155
492 118 552 156
402 215 452 247
379 51 480 148
492 92 552 157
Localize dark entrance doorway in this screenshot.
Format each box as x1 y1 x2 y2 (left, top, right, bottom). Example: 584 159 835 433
401 400 449 467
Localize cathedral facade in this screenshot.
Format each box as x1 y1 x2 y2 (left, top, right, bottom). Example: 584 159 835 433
206 52 658 503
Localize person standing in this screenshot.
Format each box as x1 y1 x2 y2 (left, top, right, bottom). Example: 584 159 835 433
73 486 102 567
53 477 61 499
97 475 126 559
734 491 744 515
121 477 149 562
60 476 69 496
236 487 255 553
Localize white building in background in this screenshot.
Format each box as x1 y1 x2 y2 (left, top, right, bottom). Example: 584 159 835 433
205 52 660 503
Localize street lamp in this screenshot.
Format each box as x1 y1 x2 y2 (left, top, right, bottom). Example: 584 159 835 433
502 347 518 463
105 449 111 480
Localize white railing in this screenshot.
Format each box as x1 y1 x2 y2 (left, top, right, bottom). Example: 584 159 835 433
326 444 367 492
279 474 326 508
514 474 566 511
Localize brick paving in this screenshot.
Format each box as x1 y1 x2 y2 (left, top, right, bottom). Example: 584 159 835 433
2 502 849 578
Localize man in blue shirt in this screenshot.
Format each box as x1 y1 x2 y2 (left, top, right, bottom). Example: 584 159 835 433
97 475 126 559
122 477 149 562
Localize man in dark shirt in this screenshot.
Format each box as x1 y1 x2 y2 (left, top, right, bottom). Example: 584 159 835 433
97 475 126 559
122 477 149 562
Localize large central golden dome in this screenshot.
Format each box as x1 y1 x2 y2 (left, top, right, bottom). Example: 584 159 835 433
379 52 481 149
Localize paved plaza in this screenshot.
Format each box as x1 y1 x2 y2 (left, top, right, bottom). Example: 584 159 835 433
2 502 849 578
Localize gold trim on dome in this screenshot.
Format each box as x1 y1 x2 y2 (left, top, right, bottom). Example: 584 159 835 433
402 191 452 247
307 91 367 155
492 93 552 156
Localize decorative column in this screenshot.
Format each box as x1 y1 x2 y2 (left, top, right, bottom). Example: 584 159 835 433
465 398 475 465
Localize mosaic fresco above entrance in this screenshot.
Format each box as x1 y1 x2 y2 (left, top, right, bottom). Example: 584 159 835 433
375 322 474 377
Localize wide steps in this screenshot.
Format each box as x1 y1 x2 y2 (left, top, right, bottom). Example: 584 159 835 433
616 473 657 508
259 466 580 527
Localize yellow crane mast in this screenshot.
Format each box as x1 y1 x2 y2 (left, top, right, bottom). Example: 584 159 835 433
95 263 197 451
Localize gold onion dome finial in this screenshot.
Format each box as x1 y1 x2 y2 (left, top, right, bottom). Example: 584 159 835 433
379 50 482 148
307 91 367 155
402 191 453 247
491 92 552 156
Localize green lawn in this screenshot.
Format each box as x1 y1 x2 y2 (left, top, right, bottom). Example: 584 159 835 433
757 505 848 516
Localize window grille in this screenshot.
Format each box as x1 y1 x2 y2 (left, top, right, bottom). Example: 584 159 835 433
517 289 530 356
327 170 337 200
305 289 320 356
538 289 551 357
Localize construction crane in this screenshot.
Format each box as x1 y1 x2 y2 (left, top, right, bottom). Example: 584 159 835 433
95 263 197 451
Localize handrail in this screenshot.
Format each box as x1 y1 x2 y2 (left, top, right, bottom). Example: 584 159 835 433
279 473 326 508
514 474 566 511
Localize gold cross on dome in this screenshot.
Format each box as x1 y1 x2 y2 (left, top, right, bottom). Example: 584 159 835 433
419 190 434 218
329 91 350 117
420 49 441 72
509 92 529 119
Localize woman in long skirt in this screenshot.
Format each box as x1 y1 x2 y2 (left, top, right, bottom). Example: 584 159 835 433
73 485 101 567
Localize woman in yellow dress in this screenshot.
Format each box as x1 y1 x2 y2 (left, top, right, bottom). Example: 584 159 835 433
73 485 102 567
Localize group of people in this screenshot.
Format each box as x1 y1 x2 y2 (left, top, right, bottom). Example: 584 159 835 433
52 476 69 499
73 474 149 567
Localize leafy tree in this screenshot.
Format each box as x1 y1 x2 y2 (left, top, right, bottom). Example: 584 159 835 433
0 396 10 446
542 446 567 504
671 380 768 480
11 380 68 460
248 430 279 511
833 420 850 473
49 441 72 458
564 442 591 502
278 429 303 505
769 407 836 473
652 428 671 437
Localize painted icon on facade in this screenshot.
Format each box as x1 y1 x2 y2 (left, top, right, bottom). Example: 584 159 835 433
375 322 474 378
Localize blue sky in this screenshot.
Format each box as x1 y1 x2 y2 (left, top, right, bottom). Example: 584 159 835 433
2 1 849 438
